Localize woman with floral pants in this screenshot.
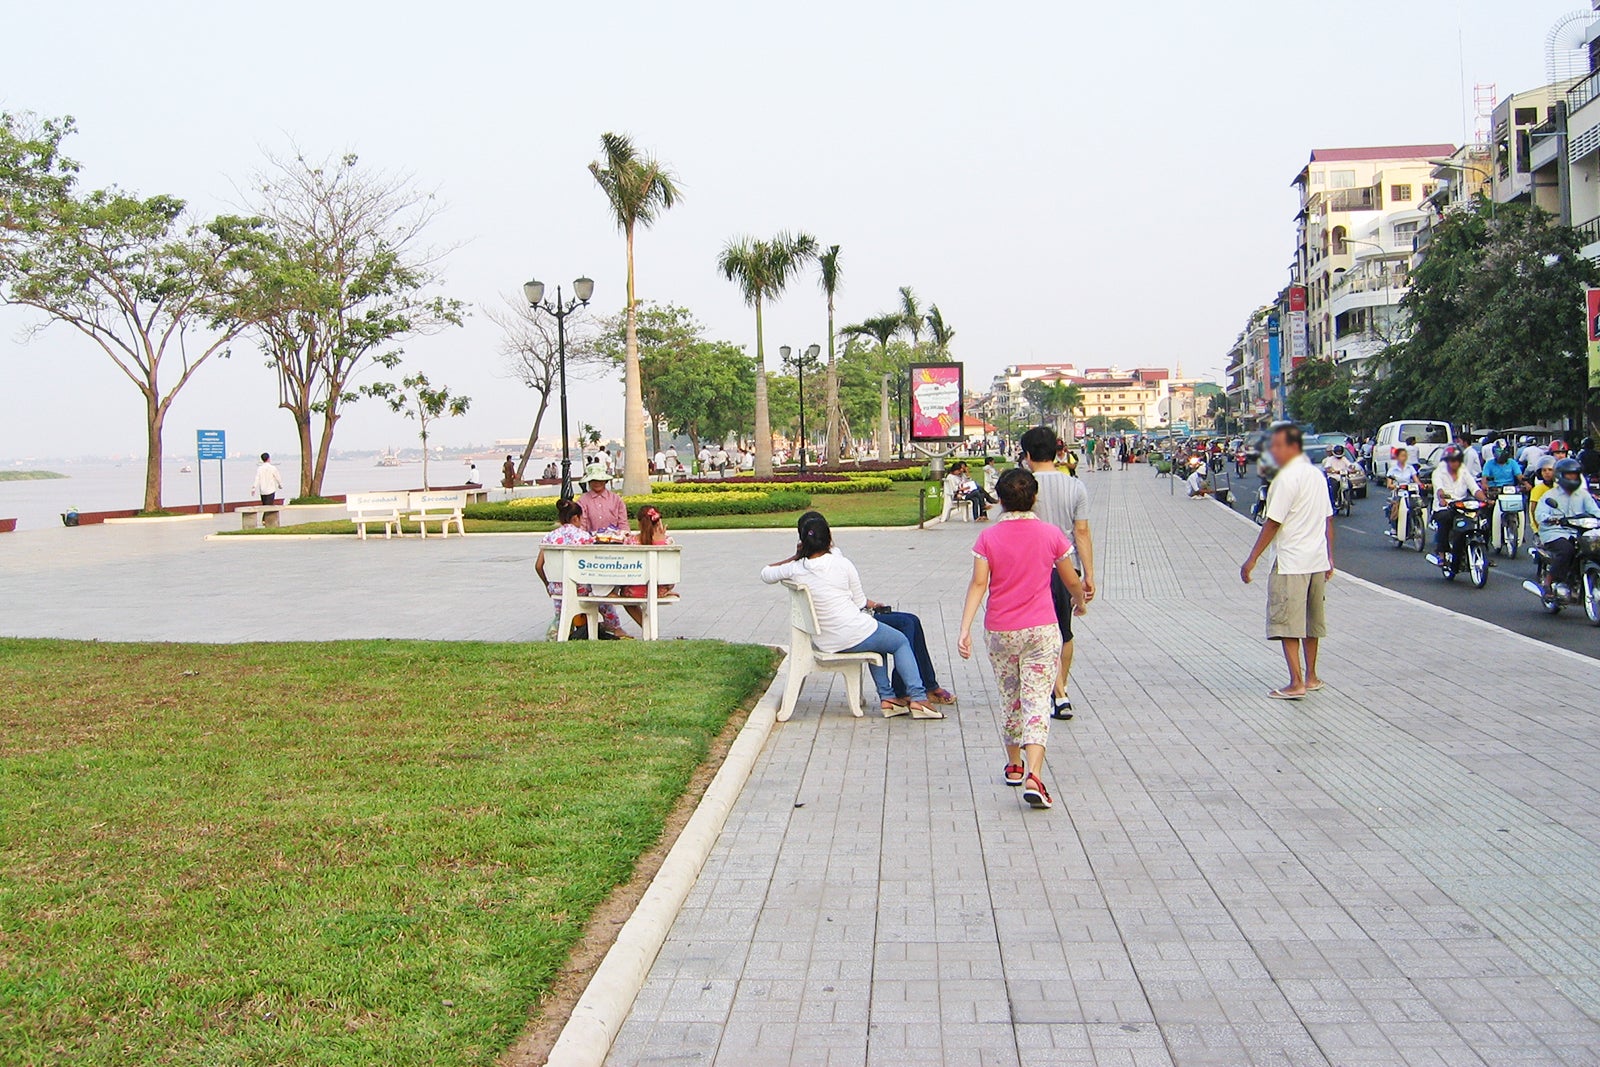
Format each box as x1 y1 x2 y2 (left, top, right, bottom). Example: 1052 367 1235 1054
959 468 1088 810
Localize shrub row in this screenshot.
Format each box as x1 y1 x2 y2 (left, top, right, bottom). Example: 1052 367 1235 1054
465 489 811 523
653 477 891 496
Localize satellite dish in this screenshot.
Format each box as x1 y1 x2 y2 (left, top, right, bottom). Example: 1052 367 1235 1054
1548 9 1597 87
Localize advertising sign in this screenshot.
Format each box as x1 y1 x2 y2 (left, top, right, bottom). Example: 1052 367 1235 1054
1288 285 1308 312
1288 310 1309 365
908 363 965 442
1588 288 1600 389
574 551 649 585
1267 313 1283 394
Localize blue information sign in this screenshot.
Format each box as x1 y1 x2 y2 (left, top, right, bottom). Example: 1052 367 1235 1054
196 430 226 460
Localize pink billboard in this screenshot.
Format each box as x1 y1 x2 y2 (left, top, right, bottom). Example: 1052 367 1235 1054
909 363 965 442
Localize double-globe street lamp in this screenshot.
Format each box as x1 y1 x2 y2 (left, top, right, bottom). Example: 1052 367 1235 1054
523 275 594 501
779 343 821 475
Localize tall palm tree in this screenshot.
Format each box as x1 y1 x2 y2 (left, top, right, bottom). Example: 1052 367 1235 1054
589 132 682 496
845 314 902 460
898 286 923 361
717 231 819 476
817 244 844 466
924 304 955 360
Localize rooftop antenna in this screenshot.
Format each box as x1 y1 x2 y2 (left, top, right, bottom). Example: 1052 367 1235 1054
1547 9 1597 90
1473 84 1497 153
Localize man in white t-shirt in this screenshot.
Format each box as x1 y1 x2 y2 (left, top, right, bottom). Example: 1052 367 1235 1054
1240 423 1334 701
1018 426 1095 719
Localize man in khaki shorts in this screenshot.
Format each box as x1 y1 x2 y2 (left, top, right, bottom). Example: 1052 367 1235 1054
1240 422 1334 700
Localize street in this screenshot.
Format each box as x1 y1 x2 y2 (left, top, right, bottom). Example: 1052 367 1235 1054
1215 466 1600 661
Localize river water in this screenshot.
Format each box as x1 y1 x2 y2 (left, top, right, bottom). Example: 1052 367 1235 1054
0 456 491 531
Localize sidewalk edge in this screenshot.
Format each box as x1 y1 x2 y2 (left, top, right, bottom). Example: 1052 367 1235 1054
543 654 788 1067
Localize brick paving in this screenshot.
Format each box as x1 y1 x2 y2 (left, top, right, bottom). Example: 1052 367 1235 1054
7 473 1600 1063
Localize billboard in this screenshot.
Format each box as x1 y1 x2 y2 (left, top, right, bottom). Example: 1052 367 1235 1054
1588 288 1600 389
908 363 965 442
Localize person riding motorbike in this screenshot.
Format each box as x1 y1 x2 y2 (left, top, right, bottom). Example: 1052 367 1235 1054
1480 441 1522 489
1431 445 1487 557
1385 446 1421 536
1322 444 1355 505
1516 435 1545 473
1529 455 1559 535
1550 439 1572 464
1533 458 1600 595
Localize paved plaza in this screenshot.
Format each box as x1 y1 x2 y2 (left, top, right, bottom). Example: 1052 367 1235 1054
7 475 1600 1065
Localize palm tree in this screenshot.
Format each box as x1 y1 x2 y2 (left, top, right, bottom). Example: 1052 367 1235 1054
589 132 682 496
924 304 954 360
717 231 819 476
817 244 844 466
898 286 923 361
844 314 902 460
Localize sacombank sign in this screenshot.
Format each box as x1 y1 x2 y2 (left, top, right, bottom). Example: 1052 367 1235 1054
574 553 648 582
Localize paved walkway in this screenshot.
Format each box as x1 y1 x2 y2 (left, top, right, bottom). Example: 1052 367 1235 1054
7 475 1600 1064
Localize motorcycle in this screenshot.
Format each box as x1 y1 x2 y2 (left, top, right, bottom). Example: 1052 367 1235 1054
1426 499 1491 587
1234 451 1247 476
1327 473 1353 518
1488 484 1525 559
1250 480 1269 525
1387 487 1427 552
1521 516 1600 623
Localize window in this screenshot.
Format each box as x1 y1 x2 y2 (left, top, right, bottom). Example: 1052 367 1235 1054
1422 182 1438 198
1310 170 1325 187
1393 221 1420 246
1514 107 1539 126
1331 170 1357 188
1390 184 1413 202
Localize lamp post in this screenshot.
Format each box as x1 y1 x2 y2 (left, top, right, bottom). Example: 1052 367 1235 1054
523 275 595 501
780 343 822 474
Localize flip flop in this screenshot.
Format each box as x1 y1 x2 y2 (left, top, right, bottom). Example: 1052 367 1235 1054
1267 688 1305 701
1305 681 1326 692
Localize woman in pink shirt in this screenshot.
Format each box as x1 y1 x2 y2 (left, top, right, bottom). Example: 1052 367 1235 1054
958 468 1088 810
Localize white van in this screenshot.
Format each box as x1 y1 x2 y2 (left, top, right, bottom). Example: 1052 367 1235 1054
1373 420 1453 479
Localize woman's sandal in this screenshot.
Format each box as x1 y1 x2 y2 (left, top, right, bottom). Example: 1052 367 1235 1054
1003 763 1026 786
928 688 958 705
906 701 944 720
1022 773 1053 810
881 699 910 718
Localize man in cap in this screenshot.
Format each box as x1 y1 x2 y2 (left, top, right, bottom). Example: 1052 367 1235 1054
577 462 628 534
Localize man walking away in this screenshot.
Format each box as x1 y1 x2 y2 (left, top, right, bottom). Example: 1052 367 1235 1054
1240 423 1334 701
1018 426 1096 720
251 453 283 506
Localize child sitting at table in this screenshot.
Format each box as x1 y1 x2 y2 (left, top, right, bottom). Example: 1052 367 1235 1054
620 506 675 606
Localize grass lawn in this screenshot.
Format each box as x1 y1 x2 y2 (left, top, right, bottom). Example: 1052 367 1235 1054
223 482 932 536
0 638 778 1066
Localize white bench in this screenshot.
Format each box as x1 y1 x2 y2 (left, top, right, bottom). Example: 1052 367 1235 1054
543 543 682 641
346 491 406 540
408 491 467 538
238 506 283 529
936 482 971 523
777 581 882 722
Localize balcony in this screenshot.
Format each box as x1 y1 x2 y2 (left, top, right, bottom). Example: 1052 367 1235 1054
1578 215 1600 259
1570 68 1600 116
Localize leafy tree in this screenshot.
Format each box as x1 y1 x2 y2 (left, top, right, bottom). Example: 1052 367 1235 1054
843 315 904 458
489 294 601 479
590 132 681 496
835 335 887 453
1022 380 1084 439
654 340 754 458
596 301 701 453
0 112 259 511
234 150 465 498
816 244 844 464
716 231 818 476
369 372 469 490
898 286 923 363
1359 200 1599 433
1287 358 1352 431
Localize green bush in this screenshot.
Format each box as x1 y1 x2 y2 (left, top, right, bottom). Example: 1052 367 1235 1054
465 489 811 523
881 466 928 482
651 478 890 496
289 495 338 506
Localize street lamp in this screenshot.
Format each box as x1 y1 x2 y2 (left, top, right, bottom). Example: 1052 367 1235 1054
780 343 822 474
524 276 595 501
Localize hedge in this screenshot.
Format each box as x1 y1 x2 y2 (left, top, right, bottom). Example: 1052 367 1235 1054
464 489 811 523
652 477 891 496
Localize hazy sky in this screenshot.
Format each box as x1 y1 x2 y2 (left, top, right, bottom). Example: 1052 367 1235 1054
0 0 1580 460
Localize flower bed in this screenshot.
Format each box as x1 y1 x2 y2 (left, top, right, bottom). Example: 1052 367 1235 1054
465 489 811 523
654 477 890 496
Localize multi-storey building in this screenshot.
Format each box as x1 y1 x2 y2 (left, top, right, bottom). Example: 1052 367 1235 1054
1224 306 1275 426
1291 145 1456 368
1558 9 1600 253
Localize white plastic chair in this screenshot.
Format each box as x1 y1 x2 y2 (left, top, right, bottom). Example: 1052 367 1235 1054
778 581 882 722
937 482 970 523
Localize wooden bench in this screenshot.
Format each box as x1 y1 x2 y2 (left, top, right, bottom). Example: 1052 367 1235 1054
407 491 467 538
238 505 283 529
543 543 682 641
777 581 881 722
346 491 406 540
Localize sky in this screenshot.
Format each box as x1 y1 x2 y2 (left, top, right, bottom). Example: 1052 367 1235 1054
0 0 1583 460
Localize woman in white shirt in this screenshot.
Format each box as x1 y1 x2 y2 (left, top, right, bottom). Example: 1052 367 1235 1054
762 513 941 719
1385 446 1421 534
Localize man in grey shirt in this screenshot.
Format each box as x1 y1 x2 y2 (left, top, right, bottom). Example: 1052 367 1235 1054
1018 426 1097 719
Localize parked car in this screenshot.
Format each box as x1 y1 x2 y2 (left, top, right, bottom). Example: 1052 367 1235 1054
1372 420 1453 480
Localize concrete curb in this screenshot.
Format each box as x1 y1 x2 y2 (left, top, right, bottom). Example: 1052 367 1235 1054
543 654 788 1067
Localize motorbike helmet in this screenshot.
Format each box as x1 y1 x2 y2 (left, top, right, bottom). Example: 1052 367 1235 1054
1551 439 1570 455
1440 445 1464 465
1518 435 1534 448
1556 457 1585 494
1332 444 1346 457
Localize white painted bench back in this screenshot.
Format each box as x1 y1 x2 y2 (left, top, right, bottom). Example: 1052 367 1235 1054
346 491 406 515
408 490 466 512
542 544 682 585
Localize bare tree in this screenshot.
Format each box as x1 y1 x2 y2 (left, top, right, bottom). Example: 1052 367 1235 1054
488 295 602 480
234 149 464 498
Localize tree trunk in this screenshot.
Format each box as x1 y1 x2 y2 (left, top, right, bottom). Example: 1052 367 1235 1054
621 223 650 496
753 296 774 478
517 391 552 479
877 369 892 461
420 420 431 490
291 393 315 498
311 400 340 498
143 391 165 512
824 297 840 467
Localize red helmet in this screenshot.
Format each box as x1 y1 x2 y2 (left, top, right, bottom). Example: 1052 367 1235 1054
1551 439 1570 454
1440 445 1464 464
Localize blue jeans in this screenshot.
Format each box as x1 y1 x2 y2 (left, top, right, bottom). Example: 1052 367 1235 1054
876 611 941 697
843 620 927 703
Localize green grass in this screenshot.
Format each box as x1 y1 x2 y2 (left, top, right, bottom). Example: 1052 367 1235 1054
224 483 932 536
0 470 67 481
0 638 778 1066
